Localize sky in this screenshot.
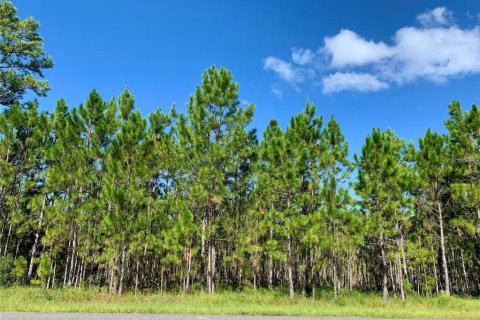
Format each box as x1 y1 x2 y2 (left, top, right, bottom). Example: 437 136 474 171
12 0 480 156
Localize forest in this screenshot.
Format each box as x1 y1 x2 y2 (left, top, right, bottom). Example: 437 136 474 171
0 2 479 303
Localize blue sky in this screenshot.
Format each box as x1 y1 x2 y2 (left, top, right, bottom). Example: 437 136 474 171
13 0 480 156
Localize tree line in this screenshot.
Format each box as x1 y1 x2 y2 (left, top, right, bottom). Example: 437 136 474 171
0 66 479 300
0 1 479 301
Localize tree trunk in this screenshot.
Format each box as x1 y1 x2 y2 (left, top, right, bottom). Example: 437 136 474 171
68 228 77 285
109 260 116 295
201 213 206 291
438 201 450 296
380 233 388 303
3 223 12 255
135 255 140 295
268 228 273 288
432 245 439 295
397 256 405 299
118 245 126 295
63 228 73 286
207 242 216 294
211 244 216 293
287 235 294 300
52 259 57 289
333 257 338 299
460 249 468 293
27 195 47 279
184 245 192 293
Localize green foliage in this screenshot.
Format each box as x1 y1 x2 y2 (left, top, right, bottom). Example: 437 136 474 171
0 255 13 286
0 61 478 299
36 254 52 283
11 256 27 284
0 1 54 106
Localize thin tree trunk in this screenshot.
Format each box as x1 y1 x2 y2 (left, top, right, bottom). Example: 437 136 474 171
268 228 273 288
0 148 10 253
396 225 405 300
109 256 116 295
438 201 450 296
212 244 216 293
207 241 216 294
63 228 73 286
75 257 82 288
27 195 47 279
432 246 439 295
52 259 57 289
3 223 12 255
400 233 408 279
160 266 164 293
68 228 77 285
397 256 405 299
380 232 388 303
184 245 192 293
135 254 140 295
118 246 126 295
389 260 396 292
460 249 468 293
333 257 338 299
348 250 353 291
207 243 211 294
201 213 206 291
287 234 294 300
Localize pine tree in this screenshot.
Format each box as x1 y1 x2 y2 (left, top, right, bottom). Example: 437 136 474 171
415 129 452 295
445 101 480 293
0 2 54 106
255 119 287 291
1 65 479 297
282 102 323 299
100 89 149 294
318 116 359 297
354 128 413 301
177 66 254 294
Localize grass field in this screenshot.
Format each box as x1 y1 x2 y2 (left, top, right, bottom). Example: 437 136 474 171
0 287 479 318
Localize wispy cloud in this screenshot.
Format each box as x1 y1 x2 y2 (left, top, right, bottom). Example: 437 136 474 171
322 72 388 93
416 7 453 27
263 7 480 94
263 55 314 85
263 56 297 82
271 87 283 100
291 48 315 65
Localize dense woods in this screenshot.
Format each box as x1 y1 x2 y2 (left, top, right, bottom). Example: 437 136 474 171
0 1 479 301
0 66 479 299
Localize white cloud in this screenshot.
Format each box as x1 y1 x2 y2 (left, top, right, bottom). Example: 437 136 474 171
264 55 316 85
387 26 480 83
417 7 453 27
323 29 394 67
291 48 315 65
271 87 283 100
322 72 388 94
263 56 296 82
263 6 480 94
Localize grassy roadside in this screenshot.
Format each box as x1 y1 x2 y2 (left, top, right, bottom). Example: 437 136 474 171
0 287 479 318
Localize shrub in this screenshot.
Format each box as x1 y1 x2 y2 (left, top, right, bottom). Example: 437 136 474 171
0 255 14 286
11 256 27 285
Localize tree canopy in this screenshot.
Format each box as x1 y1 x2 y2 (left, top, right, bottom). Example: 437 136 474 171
0 1 53 107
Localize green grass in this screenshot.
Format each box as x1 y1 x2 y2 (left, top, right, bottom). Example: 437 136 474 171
0 287 479 318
